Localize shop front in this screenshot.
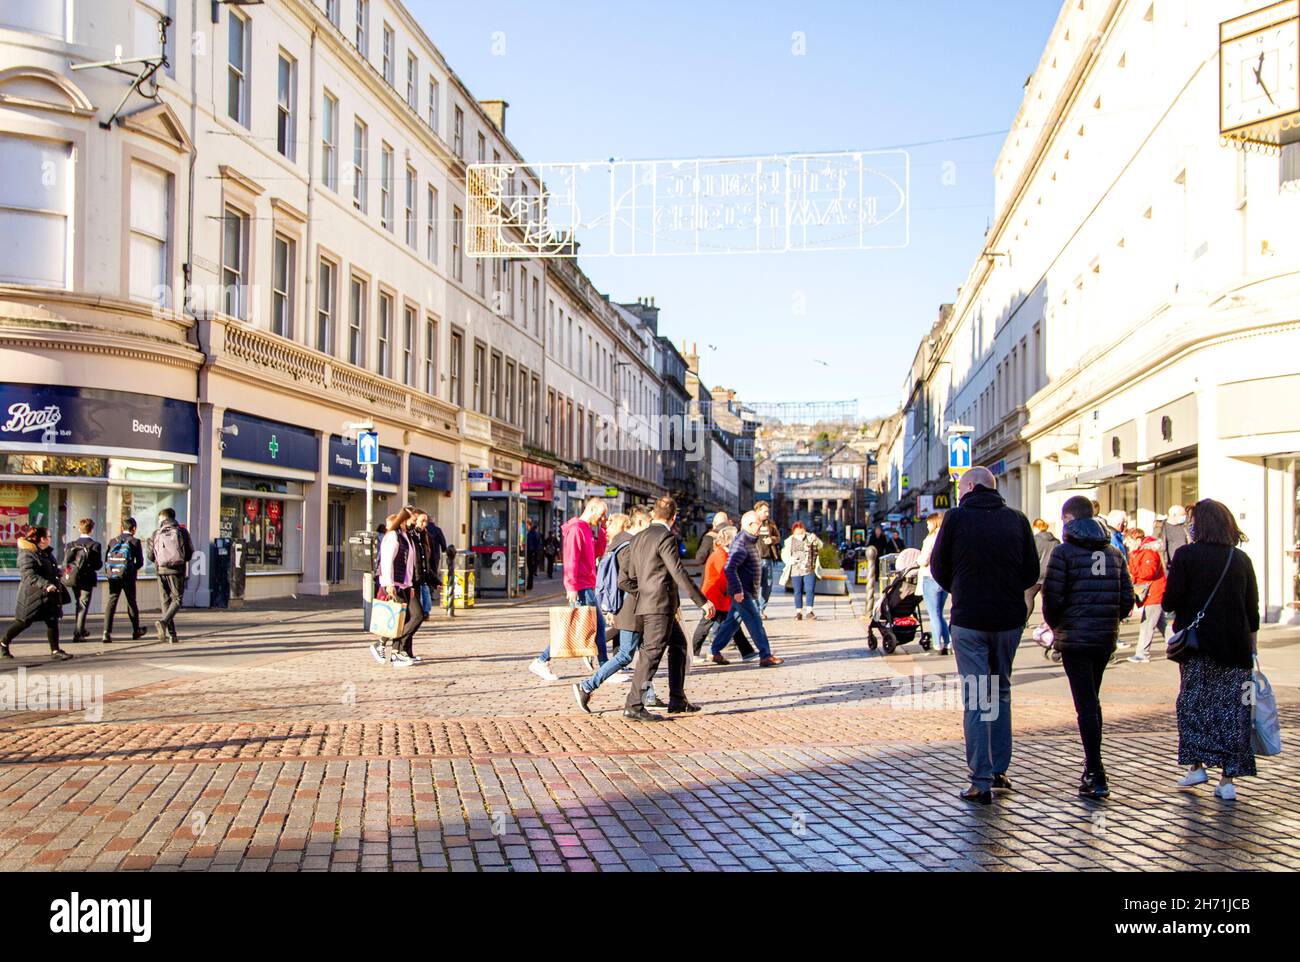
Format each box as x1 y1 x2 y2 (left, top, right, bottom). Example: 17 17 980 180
0 382 198 616
408 452 455 531
327 434 400 588
521 461 554 533
218 411 319 601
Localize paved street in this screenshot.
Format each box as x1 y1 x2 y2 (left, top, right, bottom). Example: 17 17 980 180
1 581 1298 872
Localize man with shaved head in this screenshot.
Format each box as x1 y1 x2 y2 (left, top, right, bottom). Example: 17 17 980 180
929 465 1040 805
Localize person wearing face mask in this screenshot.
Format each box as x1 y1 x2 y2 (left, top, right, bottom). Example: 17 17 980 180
2 526 73 660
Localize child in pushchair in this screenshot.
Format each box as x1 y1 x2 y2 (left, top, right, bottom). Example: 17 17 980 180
867 548 933 655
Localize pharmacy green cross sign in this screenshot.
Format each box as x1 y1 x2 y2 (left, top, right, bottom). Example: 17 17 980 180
268 435 280 460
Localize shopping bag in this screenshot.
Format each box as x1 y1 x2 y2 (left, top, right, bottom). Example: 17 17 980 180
548 605 598 659
1251 667 1283 757
368 597 407 639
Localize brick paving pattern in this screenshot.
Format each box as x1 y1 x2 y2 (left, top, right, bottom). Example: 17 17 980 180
1 586 1298 871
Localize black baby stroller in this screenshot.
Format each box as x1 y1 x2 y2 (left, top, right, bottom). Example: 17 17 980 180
867 547 932 655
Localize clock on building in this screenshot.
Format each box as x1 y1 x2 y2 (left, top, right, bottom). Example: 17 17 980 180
1220 1 1300 141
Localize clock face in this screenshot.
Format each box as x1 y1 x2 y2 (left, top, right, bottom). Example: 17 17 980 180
1221 19 1300 132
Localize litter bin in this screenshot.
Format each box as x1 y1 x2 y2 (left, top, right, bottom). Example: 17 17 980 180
228 539 248 608
441 550 476 611
210 537 232 608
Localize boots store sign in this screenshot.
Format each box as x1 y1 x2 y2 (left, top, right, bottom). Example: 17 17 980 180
0 384 197 458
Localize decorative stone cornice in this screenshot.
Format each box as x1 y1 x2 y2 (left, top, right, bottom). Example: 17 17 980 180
0 331 202 371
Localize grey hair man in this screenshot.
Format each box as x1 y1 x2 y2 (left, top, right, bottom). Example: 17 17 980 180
694 510 731 563
929 465 1039 805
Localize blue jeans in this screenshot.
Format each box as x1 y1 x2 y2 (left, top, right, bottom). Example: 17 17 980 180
920 576 951 650
580 629 652 695
419 583 433 616
759 560 774 611
792 573 816 610
711 596 772 658
538 587 607 663
952 626 1020 791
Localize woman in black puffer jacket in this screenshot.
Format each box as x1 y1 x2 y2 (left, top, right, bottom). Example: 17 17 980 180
1042 497 1134 799
2 525 73 660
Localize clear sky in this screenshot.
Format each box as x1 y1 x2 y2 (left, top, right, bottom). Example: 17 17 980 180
408 0 1063 419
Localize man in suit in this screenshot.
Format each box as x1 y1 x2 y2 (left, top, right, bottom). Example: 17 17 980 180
619 495 715 721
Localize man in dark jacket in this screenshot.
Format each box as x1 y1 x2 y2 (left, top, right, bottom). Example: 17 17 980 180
711 512 783 666
1024 519 1060 625
147 508 194 644
1041 496 1134 799
618 496 715 721
694 512 728 563
64 518 103 642
755 502 781 616
102 518 147 642
929 466 1039 804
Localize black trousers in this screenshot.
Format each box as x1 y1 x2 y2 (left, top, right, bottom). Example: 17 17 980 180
158 574 185 638
1060 647 1111 777
690 610 754 658
3 614 60 652
104 578 140 636
73 586 94 637
526 551 537 589
545 555 555 578
627 613 688 711
392 585 425 656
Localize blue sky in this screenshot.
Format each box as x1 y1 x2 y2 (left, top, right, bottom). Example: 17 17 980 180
409 0 1062 419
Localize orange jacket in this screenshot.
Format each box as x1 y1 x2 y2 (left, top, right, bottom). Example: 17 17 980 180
1128 540 1166 607
702 548 732 612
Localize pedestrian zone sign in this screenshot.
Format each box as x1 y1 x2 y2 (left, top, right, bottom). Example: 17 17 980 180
948 435 972 480
357 431 380 465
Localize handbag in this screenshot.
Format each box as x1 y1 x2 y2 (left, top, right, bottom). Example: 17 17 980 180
1165 550 1234 663
1251 663 1283 756
368 596 407 639
548 605 598 659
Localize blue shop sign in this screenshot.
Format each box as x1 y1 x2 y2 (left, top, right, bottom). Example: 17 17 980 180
329 434 399 483
222 411 318 472
409 453 453 491
0 382 197 457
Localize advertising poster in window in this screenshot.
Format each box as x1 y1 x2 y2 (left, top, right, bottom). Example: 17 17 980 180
0 483 48 571
219 500 237 541
241 497 263 565
263 498 284 566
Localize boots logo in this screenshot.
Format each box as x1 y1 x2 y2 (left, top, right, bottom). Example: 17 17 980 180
2 402 63 442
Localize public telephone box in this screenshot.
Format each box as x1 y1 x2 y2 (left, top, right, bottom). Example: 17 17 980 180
469 491 528 596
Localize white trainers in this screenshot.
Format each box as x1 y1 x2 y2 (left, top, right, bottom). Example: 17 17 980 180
1127 655 1150 663
529 659 558 682
1214 782 1237 801
369 642 386 664
390 652 415 668
1178 768 1209 788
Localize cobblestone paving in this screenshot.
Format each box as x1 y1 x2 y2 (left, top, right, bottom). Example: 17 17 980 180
1 588 1297 871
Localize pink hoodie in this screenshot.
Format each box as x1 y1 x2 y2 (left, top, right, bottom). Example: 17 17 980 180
561 515 606 592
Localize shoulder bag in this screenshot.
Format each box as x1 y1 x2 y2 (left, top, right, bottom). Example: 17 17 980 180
1165 549 1234 663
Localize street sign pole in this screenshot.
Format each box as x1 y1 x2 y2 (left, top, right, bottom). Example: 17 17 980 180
365 461 373 604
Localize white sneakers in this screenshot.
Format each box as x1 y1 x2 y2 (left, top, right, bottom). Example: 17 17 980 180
1214 783 1237 801
1127 655 1150 663
1177 768 1209 788
390 652 415 668
529 659 559 682
369 642 387 664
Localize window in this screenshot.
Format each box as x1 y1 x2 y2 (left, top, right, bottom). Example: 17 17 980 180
530 375 539 443
276 53 296 160
404 165 416 248
490 351 501 419
401 305 415 385
324 0 339 25
449 329 463 405
271 234 293 337
220 205 248 319
352 118 367 211
505 360 515 423
316 257 336 354
451 206 463 281
427 77 439 130
226 9 249 126
406 53 418 110
380 142 393 231
2 0 67 37
129 161 169 306
473 342 485 412
426 185 438 262
475 254 485 297
381 23 394 85
531 278 540 330
423 316 437 395
503 259 514 316
347 275 366 366
476 132 486 165
354 0 368 55
453 106 464 157
377 292 393 377
321 91 338 190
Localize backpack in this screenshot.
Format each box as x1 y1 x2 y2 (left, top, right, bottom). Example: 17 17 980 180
152 525 188 569
104 539 134 581
62 542 87 587
595 541 630 614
